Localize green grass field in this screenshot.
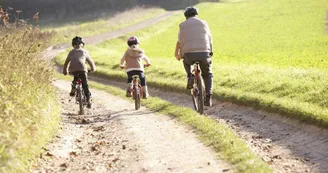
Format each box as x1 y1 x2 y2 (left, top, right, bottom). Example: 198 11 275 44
43 7 165 43
56 0 328 126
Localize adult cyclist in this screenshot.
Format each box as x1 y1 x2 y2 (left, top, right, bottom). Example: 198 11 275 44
174 6 214 106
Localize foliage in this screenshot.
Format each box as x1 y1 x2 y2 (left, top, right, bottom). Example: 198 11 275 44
0 27 60 172
0 0 220 22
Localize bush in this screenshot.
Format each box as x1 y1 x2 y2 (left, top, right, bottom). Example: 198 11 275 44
0 27 60 172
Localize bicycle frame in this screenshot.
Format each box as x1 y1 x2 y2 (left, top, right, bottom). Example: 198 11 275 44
130 76 143 98
193 63 200 85
130 75 142 110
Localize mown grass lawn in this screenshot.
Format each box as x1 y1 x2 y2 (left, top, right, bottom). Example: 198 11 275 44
56 0 328 126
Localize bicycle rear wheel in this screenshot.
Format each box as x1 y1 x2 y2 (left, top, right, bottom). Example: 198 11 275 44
192 90 198 111
78 87 84 115
134 87 141 110
196 76 204 114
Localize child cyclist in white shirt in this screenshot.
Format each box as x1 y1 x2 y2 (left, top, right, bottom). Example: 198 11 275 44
120 36 151 99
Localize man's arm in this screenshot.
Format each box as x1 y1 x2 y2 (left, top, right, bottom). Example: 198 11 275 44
175 26 182 61
175 41 181 61
205 21 213 53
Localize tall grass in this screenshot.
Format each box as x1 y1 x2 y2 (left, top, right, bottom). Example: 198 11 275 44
0 27 60 172
56 0 328 127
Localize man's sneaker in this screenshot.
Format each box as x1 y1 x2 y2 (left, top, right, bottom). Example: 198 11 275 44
69 88 76 97
86 98 92 109
186 76 194 89
204 94 212 106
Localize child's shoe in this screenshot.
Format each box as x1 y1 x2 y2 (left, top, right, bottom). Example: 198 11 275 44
126 84 132 97
142 86 149 99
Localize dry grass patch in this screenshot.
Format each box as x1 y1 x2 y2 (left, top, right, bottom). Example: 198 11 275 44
0 27 60 172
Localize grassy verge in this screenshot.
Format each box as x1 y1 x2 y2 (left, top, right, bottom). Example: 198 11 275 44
42 7 165 44
56 73 272 173
0 28 60 172
56 0 328 127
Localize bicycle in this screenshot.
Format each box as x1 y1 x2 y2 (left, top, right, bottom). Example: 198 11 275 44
121 65 149 110
191 61 205 114
74 75 87 115
130 75 142 110
71 71 91 115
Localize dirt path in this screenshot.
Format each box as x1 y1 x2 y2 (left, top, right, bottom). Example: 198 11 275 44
87 76 328 173
31 80 230 172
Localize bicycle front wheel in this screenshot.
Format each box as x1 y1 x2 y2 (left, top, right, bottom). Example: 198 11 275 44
78 88 84 115
134 87 141 110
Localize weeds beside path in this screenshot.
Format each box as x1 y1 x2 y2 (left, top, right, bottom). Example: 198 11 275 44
0 28 60 172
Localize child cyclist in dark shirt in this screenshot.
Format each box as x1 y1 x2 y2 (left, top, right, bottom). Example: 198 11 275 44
63 36 96 108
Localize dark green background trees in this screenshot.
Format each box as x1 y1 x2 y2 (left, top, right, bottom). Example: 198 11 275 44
0 0 219 22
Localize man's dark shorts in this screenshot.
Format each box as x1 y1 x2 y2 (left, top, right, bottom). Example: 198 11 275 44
183 52 213 77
